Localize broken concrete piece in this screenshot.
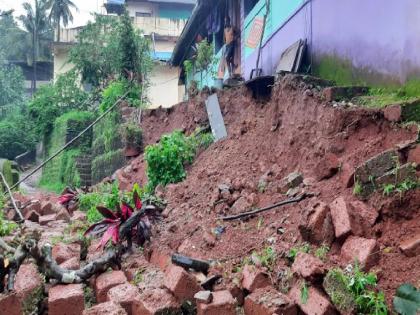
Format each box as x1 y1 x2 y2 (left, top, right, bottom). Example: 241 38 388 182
95 271 128 303
375 163 417 187
197 290 236 315
354 149 398 184
137 288 181 315
399 232 420 257
48 284 85 315
279 172 303 193
289 285 335 315
83 302 127 315
164 265 201 301
241 265 271 292
299 202 335 245
107 283 141 315
329 197 352 239
323 86 368 102
244 287 297 315
341 236 379 270
292 252 325 280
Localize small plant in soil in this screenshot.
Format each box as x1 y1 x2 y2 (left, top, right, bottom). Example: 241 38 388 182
287 243 310 263
0 211 17 237
145 129 214 190
250 246 277 271
300 280 309 304
84 185 160 250
324 263 388 315
353 180 363 196
132 268 146 285
314 244 330 261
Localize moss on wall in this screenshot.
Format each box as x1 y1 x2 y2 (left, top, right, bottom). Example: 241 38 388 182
92 149 126 183
91 109 125 183
40 111 93 192
0 159 18 189
313 55 364 86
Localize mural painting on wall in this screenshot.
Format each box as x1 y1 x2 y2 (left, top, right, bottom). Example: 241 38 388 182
246 16 264 49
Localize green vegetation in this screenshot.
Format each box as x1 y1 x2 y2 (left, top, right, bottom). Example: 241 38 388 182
300 281 309 304
287 243 311 262
252 246 277 271
28 70 89 138
100 79 143 112
314 55 362 86
39 111 93 192
122 122 143 149
145 130 214 191
0 211 17 236
183 39 216 87
355 80 420 109
314 244 330 261
393 283 420 315
79 182 120 223
69 11 152 87
353 180 363 196
324 265 388 315
383 179 419 197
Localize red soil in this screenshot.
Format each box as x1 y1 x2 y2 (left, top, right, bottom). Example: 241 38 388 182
118 75 419 305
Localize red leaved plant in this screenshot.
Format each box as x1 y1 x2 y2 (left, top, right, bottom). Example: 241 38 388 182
84 189 157 250
58 187 81 213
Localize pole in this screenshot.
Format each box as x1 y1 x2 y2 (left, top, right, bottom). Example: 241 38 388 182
11 91 130 190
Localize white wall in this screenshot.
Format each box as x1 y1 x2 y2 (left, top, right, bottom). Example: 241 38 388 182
148 63 180 108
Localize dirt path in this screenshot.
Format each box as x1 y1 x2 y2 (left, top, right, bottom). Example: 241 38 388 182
19 165 42 195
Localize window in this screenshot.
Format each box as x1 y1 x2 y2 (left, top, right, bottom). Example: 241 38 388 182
244 0 259 17
136 12 152 17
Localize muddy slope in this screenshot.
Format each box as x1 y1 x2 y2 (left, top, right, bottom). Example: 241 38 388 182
120 75 419 304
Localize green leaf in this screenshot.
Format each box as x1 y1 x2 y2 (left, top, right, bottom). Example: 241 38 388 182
393 283 420 315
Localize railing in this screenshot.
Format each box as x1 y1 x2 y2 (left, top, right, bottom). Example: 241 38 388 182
133 17 187 37
55 27 83 44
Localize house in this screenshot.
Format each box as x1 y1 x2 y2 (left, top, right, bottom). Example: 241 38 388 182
172 0 420 95
53 0 196 108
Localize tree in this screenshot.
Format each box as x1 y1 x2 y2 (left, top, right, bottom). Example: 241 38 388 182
0 56 25 109
69 12 152 88
47 0 78 42
19 0 51 95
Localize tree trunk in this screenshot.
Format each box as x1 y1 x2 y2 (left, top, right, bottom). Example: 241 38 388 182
32 28 37 95
57 19 60 42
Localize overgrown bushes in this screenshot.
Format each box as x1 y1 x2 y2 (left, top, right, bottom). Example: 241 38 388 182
28 70 89 138
79 182 120 223
145 129 213 190
40 111 94 192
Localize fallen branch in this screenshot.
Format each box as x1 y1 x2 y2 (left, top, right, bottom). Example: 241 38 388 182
0 237 16 254
0 238 122 293
0 171 24 222
218 193 313 221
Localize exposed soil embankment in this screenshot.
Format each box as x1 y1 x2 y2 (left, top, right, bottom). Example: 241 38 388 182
120 75 419 304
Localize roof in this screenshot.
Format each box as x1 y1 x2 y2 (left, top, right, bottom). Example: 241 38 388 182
170 0 223 66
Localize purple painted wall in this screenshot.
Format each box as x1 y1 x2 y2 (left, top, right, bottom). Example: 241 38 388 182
244 0 420 84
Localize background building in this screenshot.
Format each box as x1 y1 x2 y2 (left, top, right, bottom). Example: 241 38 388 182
53 0 196 108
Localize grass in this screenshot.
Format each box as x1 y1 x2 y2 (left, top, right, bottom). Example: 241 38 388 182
354 80 420 108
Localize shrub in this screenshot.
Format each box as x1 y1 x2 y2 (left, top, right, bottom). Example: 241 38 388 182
324 265 388 315
28 70 88 137
79 182 121 223
122 122 142 148
144 130 213 190
100 79 143 112
0 211 17 236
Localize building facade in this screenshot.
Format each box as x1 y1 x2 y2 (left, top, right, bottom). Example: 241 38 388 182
172 0 420 93
53 0 195 108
